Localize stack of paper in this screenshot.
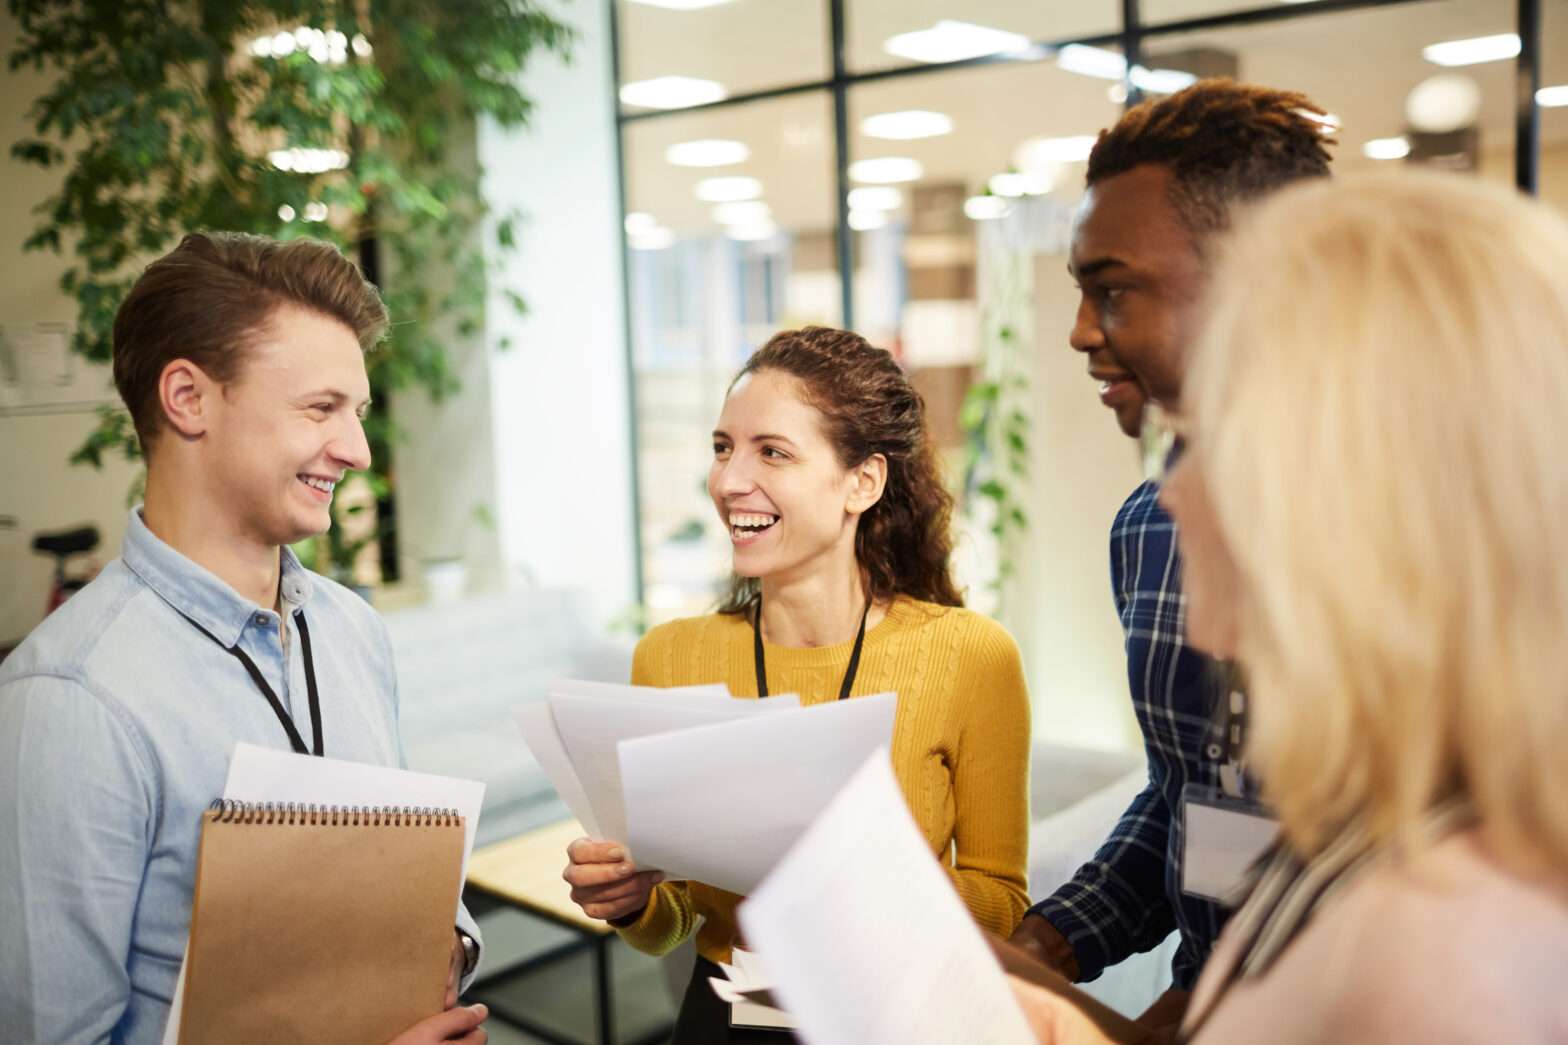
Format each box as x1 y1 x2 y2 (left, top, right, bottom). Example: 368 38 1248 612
709 948 794 1030
514 681 899 896
738 748 1034 1045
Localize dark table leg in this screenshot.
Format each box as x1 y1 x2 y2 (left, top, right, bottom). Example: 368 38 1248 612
594 933 616 1044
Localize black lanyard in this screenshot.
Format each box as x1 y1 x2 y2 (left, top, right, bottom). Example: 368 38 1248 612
182 608 325 757
752 593 871 700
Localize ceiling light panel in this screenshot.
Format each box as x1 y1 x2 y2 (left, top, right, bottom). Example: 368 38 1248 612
1362 137 1411 160
848 157 924 184
883 20 1030 65
861 110 953 141
847 187 903 211
1422 33 1520 67
665 139 750 167
695 175 762 202
619 76 727 110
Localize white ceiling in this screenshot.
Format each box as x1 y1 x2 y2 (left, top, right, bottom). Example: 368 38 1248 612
619 0 1568 237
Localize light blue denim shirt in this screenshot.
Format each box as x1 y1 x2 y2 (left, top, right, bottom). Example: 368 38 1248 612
0 509 481 1044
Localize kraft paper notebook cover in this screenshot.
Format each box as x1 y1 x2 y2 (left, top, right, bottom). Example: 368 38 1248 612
178 801 465 1045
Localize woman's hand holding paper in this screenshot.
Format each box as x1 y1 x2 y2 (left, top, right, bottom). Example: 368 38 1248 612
563 837 665 922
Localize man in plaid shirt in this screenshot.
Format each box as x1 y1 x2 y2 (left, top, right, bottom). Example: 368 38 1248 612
1008 81 1335 1038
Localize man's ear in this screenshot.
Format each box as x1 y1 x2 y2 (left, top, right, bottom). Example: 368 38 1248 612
846 453 888 516
158 358 214 440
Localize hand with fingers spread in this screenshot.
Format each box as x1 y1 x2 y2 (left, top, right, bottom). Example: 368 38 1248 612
386 1003 489 1045
563 837 665 923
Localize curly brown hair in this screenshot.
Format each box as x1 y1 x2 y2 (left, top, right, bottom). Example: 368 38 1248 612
1087 78 1334 246
716 326 963 614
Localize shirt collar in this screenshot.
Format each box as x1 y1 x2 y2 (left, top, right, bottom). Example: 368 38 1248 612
121 508 316 647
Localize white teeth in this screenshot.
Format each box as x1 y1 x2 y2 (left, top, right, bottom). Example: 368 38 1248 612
301 476 336 493
728 513 777 529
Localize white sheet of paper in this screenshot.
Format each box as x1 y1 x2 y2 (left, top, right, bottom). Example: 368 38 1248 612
617 693 898 896
513 702 603 837
162 744 486 1045
548 679 733 702
549 692 798 849
512 681 746 839
737 748 1033 1045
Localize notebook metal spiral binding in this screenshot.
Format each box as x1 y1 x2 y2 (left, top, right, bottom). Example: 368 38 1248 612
206 799 460 827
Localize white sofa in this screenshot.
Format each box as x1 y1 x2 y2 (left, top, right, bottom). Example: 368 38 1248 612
387 588 633 846
1029 741 1178 1017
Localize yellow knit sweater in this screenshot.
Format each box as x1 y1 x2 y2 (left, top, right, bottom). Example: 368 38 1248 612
617 596 1031 965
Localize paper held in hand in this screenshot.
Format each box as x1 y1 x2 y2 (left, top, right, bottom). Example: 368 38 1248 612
512 680 899 896
737 748 1034 1045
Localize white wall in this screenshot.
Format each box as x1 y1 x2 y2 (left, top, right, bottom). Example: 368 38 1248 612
0 7 142 645
996 253 1144 753
477 0 639 625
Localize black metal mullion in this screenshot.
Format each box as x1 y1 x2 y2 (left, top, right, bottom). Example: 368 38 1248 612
1123 0 1145 109
830 0 853 328
1517 0 1541 194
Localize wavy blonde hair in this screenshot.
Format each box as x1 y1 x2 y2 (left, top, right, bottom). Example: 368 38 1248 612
1187 171 1568 872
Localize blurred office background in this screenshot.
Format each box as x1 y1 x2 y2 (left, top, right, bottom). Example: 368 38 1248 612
1 1 1564 1038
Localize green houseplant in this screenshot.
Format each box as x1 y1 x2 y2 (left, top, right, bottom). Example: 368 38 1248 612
9 0 572 583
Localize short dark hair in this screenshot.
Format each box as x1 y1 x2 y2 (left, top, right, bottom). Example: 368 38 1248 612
1087 78 1334 246
112 232 388 451
717 326 963 614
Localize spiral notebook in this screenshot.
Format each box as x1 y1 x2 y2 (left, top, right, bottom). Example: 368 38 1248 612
176 799 465 1045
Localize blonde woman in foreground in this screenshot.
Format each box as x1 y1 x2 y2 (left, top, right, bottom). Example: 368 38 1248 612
1015 171 1568 1043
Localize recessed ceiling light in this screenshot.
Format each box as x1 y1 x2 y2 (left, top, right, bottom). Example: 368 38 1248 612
695 175 762 202
848 210 888 231
988 171 1053 198
1015 135 1097 166
1422 33 1520 67
1538 84 1568 107
848 157 923 184
630 226 677 251
1056 43 1126 80
665 139 750 167
1406 75 1482 133
1362 136 1411 161
1130 66 1197 95
727 222 779 242
883 20 1030 64
847 187 903 211
963 196 1009 221
626 0 735 8
712 200 771 225
861 110 953 140
624 212 659 235
619 76 727 110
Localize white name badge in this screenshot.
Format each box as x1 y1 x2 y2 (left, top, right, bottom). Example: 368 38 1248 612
1181 784 1279 906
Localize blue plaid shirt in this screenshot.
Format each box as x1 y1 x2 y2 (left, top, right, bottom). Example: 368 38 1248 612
1029 477 1231 991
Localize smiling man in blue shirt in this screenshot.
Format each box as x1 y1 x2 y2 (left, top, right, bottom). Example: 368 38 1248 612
1008 82 1335 1040
0 233 486 1045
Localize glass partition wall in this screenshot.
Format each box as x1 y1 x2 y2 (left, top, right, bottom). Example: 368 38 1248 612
613 0 1561 628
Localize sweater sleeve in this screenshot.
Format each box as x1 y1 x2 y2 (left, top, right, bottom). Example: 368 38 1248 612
614 625 701 956
947 621 1032 937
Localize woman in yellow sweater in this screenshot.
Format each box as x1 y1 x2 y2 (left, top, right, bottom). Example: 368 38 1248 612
563 325 1030 1042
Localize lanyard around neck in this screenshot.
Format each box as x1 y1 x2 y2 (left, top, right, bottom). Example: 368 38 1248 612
752 593 871 701
182 608 325 757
